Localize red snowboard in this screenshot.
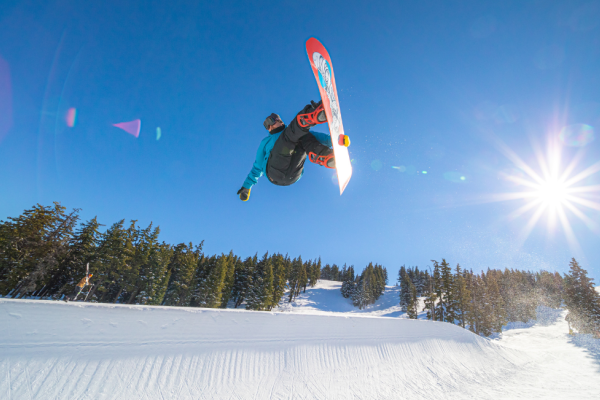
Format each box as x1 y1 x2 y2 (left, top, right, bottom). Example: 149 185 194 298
305 38 352 195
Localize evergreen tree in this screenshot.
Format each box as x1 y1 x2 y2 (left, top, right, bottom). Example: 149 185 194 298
564 258 600 336
406 277 419 319
452 265 471 329
423 269 438 321
219 251 237 308
439 259 455 323
1 203 79 298
44 217 101 299
298 260 308 294
141 241 173 305
486 270 507 333
309 257 321 287
191 254 228 308
271 253 289 308
232 254 257 308
399 266 411 311
88 220 134 303
288 256 302 302
331 264 340 281
321 264 331 280
341 265 355 298
162 242 202 306
246 252 274 311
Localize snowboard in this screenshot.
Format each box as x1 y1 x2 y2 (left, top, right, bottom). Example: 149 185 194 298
305 38 352 195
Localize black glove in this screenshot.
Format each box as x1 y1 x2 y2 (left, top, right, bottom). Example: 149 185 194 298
300 100 322 114
237 187 250 201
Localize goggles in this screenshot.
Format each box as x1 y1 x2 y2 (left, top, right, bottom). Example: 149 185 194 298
263 113 282 130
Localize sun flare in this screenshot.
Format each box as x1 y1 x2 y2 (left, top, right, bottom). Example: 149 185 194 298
490 136 600 251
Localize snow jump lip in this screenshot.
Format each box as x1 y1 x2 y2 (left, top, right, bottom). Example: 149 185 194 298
0 299 530 400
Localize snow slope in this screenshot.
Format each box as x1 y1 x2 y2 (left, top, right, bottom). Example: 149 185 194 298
1 280 599 399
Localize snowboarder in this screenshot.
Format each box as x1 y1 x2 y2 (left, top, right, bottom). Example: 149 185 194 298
237 100 348 201
68 273 93 301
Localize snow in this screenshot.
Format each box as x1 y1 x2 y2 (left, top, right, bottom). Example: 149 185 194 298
1 280 599 399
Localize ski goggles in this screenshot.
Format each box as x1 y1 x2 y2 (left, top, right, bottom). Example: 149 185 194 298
263 113 282 130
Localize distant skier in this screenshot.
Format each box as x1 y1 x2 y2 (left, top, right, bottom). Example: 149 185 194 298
68 273 93 301
237 100 349 201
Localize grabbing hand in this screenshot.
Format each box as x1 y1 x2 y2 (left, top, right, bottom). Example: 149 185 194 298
237 187 251 201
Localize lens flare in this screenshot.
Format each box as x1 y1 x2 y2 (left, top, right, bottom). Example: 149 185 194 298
444 171 467 183
488 136 600 251
65 108 77 127
0 56 13 143
371 160 382 171
559 124 594 147
156 127 162 141
113 119 141 138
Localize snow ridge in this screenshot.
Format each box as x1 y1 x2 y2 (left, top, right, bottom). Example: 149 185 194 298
1 280 599 399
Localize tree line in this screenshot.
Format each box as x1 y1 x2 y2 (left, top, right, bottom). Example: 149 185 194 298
3 204 598 338
0 203 323 310
398 258 600 338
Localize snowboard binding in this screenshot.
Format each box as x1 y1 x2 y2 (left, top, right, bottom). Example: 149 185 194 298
309 152 336 169
297 102 327 128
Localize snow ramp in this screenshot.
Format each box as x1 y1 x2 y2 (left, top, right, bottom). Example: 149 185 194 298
1 299 530 399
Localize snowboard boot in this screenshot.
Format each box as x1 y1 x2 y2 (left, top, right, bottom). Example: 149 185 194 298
297 101 327 128
309 151 336 169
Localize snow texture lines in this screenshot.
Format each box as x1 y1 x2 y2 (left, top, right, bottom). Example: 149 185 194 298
2 287 600 399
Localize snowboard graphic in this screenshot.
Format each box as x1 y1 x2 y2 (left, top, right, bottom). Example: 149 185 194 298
305 38 352 195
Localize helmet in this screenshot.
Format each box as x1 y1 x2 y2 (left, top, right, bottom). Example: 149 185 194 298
263 113 283 130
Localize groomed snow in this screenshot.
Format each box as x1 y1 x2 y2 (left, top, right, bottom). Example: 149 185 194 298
1 280 599 399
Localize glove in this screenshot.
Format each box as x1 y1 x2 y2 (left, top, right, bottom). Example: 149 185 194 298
300 100 322 114
237 187 250 201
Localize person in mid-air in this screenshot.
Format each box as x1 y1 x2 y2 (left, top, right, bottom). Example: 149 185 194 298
237 100 349 201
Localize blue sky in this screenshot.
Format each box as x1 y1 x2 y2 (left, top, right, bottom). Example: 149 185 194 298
1 0 599 280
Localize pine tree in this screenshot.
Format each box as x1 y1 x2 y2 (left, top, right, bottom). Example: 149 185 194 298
341 265 355 298
2 203 79 298
44 217 101 299
88 220 134 303
440 259 455 323
142 241 173 305
191 254 228 308
486 270 507 333
453 265 471 329
406 277 419 319
271 253 288 308
288 256 302 302
564 258 600 336
321 264 331 280
232 254 257 308
423 271 438 321
162 242 201 306
246 252 274 311
399 266 411 311
298 260 308 294
219 251 237 308
331 264 340 281
309 257 321 287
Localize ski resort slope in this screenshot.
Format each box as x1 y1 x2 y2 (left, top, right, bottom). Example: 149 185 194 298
1 281 599 399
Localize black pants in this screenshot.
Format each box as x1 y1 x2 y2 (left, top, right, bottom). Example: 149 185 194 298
266 118 331 186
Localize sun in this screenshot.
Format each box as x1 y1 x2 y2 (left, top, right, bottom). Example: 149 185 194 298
536 179 568 206
490 136 600 251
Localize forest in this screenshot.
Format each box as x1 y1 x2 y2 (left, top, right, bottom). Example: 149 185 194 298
1 203 599 338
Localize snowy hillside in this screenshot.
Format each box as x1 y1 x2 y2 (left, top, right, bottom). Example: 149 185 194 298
2 280 599 399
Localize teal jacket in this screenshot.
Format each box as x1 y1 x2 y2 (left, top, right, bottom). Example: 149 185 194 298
243 130 332 189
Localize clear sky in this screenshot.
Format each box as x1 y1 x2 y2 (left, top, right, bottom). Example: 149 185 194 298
1 0 599 280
